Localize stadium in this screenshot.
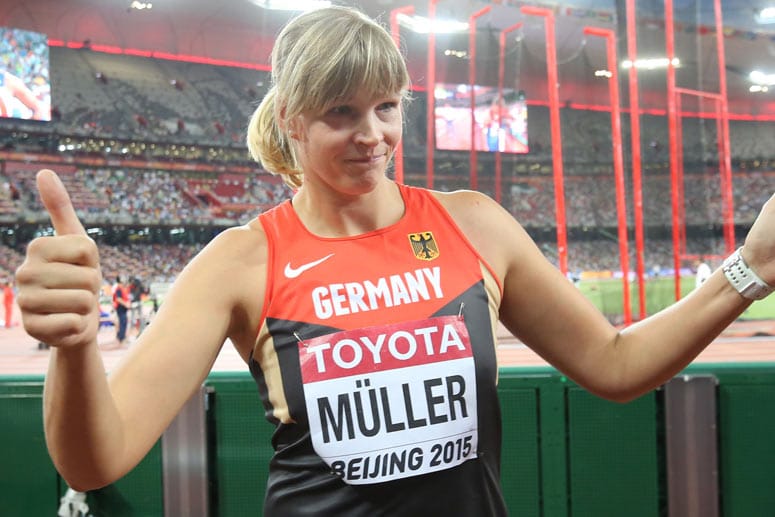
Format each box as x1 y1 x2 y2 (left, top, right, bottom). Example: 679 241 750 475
2 0 775 515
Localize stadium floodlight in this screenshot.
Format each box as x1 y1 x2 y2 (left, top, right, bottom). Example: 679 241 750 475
249 0 331 10
129 1 153 10
396 13 469 33
756 6 775 24
750 70 775 86
621 57 680 70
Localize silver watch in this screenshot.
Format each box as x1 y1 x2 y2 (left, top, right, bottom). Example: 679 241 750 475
722 247 774 301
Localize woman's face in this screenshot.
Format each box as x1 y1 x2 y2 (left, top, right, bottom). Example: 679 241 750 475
288 89 403 196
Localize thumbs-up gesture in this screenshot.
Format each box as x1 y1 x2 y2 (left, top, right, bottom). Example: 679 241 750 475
15 170 102 349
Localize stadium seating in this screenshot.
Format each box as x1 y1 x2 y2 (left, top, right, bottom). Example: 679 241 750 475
1 45 774 282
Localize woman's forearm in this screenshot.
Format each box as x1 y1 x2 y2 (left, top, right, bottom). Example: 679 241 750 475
43 342 126 491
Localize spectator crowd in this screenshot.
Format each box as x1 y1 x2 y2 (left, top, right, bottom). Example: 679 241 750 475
1 44 773 292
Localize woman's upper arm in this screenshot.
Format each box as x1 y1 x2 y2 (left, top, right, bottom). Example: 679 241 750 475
106 223 267 466
437 190 618 390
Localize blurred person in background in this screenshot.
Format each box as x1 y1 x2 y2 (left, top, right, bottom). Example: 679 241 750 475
128 276 144 335
2 278 14 328
694 256 712 289
111 276 130 347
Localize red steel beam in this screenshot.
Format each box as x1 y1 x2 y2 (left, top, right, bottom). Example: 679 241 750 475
390 5 415 185
496 22 522 204
426 0 437 189
584 26 632 325
714 0 735 253
521 5 568 276
626 0 646 319
468 6 491 191
665 0 682 300
674 87 722 100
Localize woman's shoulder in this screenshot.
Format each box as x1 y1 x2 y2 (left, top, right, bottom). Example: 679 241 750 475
426 188 500 217
424 187 530 280
194 220 269 269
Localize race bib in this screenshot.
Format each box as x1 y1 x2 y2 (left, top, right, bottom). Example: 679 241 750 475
298 315 479 484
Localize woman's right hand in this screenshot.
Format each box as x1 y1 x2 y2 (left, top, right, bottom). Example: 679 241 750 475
15 169 103 349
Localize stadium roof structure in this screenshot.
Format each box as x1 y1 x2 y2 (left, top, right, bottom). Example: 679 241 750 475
1 0 775 115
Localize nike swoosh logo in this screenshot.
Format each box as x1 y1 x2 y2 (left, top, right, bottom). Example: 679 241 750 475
284 253 335 279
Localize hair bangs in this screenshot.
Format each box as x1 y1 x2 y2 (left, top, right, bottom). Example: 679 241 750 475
305 23 409 114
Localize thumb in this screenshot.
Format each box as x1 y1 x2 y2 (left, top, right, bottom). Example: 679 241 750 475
36 169 86 236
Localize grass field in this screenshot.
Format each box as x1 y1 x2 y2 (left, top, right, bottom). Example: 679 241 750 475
579 276 775 321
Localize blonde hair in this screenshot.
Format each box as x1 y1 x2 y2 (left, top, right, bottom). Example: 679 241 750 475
246 6 411 189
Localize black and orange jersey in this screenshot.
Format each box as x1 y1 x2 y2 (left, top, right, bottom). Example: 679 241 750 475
252 183 507 516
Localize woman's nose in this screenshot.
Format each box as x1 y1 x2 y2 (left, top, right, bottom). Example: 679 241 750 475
354 114 381 146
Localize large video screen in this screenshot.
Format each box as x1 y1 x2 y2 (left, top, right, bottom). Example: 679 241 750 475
435 83 528 153
0 27 51 121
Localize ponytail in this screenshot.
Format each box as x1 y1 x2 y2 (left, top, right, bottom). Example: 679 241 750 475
246 87 304 189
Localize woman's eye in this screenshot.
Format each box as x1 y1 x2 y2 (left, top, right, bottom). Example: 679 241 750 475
328 105 352 116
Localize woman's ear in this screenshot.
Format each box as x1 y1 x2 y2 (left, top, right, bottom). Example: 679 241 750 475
285 118 301 141
278 104 300 140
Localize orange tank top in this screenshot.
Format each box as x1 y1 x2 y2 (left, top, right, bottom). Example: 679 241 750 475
252 183 508 515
